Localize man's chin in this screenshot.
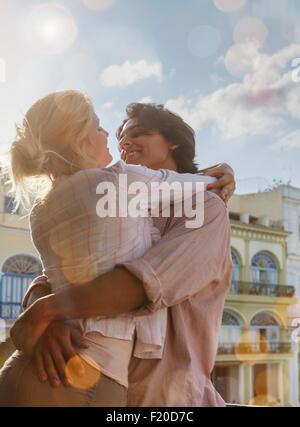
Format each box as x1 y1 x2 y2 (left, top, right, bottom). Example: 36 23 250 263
125 157 143 165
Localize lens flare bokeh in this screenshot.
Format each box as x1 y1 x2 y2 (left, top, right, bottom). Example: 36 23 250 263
26 3 78 54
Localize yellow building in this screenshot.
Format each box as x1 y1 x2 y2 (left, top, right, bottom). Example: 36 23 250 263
212 195 298 406
0 173 41 334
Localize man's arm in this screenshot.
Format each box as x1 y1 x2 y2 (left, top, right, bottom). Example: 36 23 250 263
20 194 231 323
11 193 232 353
43 266 148 321
199 163 235 204
10 267 148 353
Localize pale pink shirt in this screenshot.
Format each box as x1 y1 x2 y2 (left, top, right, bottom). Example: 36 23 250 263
29 161 216 387
121 192 233 406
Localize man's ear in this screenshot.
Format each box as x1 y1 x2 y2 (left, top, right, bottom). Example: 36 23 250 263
169 144 179 151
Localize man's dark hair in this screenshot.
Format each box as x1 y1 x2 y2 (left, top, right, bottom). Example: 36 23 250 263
116 103 198 173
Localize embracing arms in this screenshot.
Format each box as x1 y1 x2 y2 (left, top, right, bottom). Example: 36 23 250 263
12 192 232 355
13 162 234 385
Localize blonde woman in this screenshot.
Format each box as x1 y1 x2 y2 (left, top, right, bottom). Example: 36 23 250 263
0 90 216 406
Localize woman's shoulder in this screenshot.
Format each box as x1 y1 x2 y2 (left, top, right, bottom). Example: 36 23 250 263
53 163 121 192
79 161 152 185
29 198 50 229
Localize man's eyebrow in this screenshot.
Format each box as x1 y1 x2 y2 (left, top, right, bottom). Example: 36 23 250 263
120 125 138 138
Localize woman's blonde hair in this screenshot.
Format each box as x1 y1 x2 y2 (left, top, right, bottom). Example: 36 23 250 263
8 90 95 209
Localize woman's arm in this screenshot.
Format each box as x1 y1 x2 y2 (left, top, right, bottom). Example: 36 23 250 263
22 278 51 309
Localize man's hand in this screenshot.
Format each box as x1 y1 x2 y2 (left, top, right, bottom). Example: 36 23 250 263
200 163 235 205
10 296 55 355
34 321 88 387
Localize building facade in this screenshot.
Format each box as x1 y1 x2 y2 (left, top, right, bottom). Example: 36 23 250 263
228 185 300 318
212 189 300 407
0 175 42 336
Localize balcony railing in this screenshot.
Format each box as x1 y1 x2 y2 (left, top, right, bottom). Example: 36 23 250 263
230 281 295 298
0 273 34 320
0 302 23 320
218 341 292 355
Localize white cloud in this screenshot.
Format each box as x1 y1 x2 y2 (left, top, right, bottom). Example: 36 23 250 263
272 130 300 151
100 60 162 88
138 96 154 103
222 40 264 77
165 42 300 140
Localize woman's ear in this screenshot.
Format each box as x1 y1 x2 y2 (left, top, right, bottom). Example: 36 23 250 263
72 136 91 159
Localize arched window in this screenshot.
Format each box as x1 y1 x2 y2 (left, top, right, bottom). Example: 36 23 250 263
231 249 241 282
220 309 243 343
222 310 241 326
251 252 278 284
2 254 42 275
250 312 280 327
250 312 280 344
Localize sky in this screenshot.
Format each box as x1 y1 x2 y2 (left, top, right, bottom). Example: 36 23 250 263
0 0 300 193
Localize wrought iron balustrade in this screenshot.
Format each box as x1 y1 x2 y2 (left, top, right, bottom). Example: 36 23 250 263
230 281 295 298
218 341 291 355
0 273 34 320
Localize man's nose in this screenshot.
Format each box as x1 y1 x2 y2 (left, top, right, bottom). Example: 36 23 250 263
119 137 131 151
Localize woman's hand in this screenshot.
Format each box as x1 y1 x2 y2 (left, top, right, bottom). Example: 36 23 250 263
10 295 55 355
200 163 236 205
34 321 88 387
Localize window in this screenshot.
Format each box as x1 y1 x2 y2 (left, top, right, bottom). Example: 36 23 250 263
4 196 19 215
220 310 243 345
250 312 280 347
259 270 268 283
231 249 241 282
251 252 278 284
2 254 42 275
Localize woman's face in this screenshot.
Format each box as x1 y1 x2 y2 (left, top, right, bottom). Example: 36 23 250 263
118 119 178 171
86 112 112 168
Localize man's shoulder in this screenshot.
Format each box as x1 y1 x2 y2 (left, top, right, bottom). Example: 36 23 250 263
203 191 229 224
202 191 227 211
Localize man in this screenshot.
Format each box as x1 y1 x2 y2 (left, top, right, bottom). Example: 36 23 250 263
14 103 234 406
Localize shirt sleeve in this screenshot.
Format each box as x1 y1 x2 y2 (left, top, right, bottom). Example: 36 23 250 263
115 161 217 214
22 275 50 310
119 192 233 315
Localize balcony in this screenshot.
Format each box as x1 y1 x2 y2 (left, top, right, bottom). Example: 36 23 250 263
0 302 23 320
218 341 292 355
0 273 34 320
230 281 295 298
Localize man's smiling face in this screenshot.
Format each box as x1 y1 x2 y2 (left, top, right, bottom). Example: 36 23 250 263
118 119 176 170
